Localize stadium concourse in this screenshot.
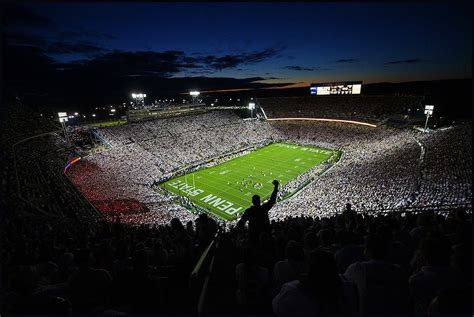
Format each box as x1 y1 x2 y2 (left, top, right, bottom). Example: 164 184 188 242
1 99 472 315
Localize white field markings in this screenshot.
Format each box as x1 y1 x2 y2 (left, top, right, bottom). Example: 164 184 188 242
165 144 332 216
179 146 328 194
167 146 300 207
196 146 328 201
199 145 328 192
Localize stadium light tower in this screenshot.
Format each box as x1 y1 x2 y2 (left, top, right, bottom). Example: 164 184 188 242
249 102 256 118
58 112 70 143
131 93 147 108
424 105 434 132
190 90 200 104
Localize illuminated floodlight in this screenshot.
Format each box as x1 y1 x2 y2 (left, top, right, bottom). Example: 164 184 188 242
249 102 256 118
92 114 96 117
190 91 200 97
74 112 79 116
423 105 435 131
111 109 116 112
68 116 74 119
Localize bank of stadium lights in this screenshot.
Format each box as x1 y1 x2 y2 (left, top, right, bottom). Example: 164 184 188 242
111 108 116 113
424 105 434 132
131 93 146 108
92 114 96 117
190 91 200 104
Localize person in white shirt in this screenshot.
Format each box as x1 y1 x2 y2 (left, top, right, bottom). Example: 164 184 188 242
272 240 306 291
344 234 409 314
273 250 358 316
409 237 466 314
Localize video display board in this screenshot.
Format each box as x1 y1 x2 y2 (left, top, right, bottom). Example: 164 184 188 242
310 81 362 95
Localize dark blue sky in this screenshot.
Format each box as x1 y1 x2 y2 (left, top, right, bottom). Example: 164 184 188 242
6 2 472 93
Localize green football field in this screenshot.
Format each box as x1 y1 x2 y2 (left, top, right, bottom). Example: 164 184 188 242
160 143 335 221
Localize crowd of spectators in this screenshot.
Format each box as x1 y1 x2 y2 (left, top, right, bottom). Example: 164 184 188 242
3 102 471 229
218 206 472 315
5 203 470 315
413 124 472 207
2 207 220 314
1 102 472 315
64 111 471 226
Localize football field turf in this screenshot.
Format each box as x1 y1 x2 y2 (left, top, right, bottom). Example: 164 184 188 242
160 143 335 221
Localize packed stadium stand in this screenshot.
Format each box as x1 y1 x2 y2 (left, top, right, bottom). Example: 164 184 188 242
1 99 471 315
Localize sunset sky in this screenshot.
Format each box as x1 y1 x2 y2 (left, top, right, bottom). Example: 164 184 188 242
3 1 472 103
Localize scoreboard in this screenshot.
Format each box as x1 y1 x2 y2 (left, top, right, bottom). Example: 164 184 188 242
310 81 362 95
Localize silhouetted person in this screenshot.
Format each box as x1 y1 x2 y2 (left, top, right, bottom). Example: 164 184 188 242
68 249 112 313
344 234 409 314
237 180 279 241
273 250 358 316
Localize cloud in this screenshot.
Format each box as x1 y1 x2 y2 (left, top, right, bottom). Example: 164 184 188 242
335 58 358 63
385 58 426 65
3 4 53 27
4 31 46 46
5 30 106 55
3 43 295 107
58 30 117 40
45 41 106 54
284 66 321 71
193 44 286 70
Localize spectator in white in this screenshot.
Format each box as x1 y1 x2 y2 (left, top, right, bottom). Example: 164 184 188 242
427 287 472 315
410 213 433 244
344 234 409 314
272 240 306 291
409 237 466 314
334 229 364 273
273 250 358 316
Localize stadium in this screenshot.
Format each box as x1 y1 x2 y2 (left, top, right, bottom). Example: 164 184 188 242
51 92 469 228
3 85 472 314
2 2 472 316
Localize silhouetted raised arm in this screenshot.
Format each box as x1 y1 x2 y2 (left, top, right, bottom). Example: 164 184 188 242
264 180 279 209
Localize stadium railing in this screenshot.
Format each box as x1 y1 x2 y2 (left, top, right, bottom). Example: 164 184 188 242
189 229 222 316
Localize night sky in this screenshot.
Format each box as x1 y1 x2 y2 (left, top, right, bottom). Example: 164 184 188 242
3 1 472 107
